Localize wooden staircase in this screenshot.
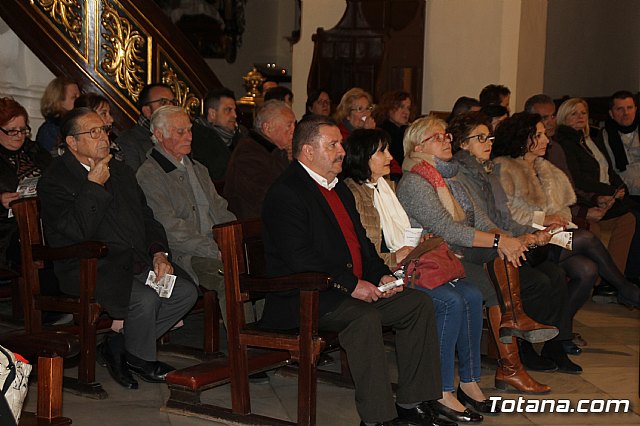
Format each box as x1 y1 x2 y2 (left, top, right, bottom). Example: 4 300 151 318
0 0 223 131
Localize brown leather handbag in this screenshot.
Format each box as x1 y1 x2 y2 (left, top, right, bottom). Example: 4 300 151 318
399 236 466 290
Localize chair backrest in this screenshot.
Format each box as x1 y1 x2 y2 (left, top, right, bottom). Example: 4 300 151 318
213 219 263 332
10 198 44 332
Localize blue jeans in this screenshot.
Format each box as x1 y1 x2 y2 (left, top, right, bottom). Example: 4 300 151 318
417 279 483 392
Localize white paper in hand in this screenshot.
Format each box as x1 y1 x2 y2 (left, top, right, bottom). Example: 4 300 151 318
145 271 176 298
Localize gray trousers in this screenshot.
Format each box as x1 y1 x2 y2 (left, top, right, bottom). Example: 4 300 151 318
191 256 263 330
123 270 198 361
318 287 441 423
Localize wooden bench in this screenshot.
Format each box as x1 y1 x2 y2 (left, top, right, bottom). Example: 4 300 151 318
164 219 350 426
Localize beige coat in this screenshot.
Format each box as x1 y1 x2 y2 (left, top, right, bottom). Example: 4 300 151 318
494 156 576 226
344 178 398 268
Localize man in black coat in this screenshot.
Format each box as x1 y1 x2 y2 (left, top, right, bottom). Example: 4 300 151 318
260 115 450 426
37 108 197 389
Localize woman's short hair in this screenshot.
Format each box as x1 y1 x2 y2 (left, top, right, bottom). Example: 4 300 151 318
74 92 110 111
333 88 373 122
492 112 541 158
342 128 390 184
40 76 79 119
448 112 492 153
403 115 447 158
447 96 480 123
0 97 28 127
372 90 412 124
556 97 590 136
305 89 329 114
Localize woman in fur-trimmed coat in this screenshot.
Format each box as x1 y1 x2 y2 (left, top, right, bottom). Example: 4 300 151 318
492 112 640 316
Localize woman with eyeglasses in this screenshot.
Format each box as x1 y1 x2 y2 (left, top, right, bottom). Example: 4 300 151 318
554 98 640 285
75 93 123 162
373 91 413 182
396 115 567 394
342 128 488 422
0 97 51 269
333 87 376 140
37 76 81 155
492 113 640 320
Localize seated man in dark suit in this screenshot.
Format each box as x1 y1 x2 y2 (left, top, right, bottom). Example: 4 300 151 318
117 83 178 171
260 115 451 426
37 107 198 389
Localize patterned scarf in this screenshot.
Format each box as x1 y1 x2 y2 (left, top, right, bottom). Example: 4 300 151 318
404 151 468 224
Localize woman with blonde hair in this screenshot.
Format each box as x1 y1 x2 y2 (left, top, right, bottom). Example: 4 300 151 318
333 87 376 139
396 115 569 394
554 98 640 285
37 76 80 154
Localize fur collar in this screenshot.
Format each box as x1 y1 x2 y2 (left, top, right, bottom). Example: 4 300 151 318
495 156 576 214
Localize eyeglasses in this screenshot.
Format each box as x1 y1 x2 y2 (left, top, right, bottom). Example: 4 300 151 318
464 133 495 143
421 132 453 144
71 124 112 139
350 105 374 113
144 98 179 107
0 126 31 137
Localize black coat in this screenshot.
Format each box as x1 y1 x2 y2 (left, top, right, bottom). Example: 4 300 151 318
0 140 51 268
37 151 168 317
260 160 390 329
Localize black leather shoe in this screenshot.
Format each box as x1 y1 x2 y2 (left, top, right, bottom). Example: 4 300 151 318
431 401 482 423
562 341 582 355
518 339 557 372
125 353 175 383
249 371 270 384
396 402 458 426
359 418 422 426
99 337 138 389
456 386 499 415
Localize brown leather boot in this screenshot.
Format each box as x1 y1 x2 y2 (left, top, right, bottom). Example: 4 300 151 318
487 305 551 394
486 257 559 344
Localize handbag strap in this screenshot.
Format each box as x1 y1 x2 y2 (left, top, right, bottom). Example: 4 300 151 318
400 236 445 267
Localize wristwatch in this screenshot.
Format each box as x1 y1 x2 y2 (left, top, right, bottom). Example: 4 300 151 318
492 234 501 249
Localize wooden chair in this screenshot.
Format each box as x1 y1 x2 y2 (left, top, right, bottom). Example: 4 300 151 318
0 330 79 426
165 219 344 426
11 197 109 399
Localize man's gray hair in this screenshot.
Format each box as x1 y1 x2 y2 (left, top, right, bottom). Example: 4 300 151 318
150 105 187 142
524 94 554 113
254 100 291 131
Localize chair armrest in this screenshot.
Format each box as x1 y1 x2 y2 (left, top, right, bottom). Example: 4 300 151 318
241 272 332 293
32 241 108 261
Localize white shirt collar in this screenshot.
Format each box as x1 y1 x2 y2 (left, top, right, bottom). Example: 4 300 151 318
298 161 338 190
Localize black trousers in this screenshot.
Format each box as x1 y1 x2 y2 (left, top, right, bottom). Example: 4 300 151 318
318 288 441 423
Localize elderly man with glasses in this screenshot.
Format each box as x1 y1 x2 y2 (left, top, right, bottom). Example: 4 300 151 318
117 83 180 171
37 107 198 390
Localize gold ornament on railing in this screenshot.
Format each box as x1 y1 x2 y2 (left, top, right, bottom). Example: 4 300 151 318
162 62 200 117
100 0 146 102
238 67 265 105
37 0 82 46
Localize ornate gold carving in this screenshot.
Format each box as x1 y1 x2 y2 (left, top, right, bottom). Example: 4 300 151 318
161 62 200 117
37 0 83 46
238 67 265 106
100 0 146 102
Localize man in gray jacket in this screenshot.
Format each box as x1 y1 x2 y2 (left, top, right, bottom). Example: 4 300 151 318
136 106 243 327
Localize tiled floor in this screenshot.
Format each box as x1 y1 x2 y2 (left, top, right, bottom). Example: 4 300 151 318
8 299 640 425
